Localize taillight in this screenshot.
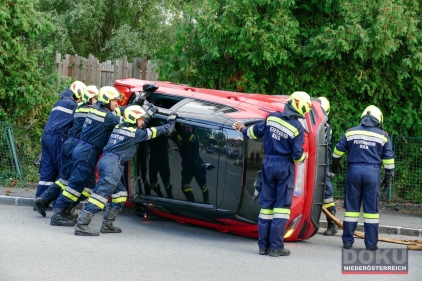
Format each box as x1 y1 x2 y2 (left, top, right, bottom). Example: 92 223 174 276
294 159 306 197
284 214 302 238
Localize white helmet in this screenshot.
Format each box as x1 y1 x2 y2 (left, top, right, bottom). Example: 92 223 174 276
123 105 148 124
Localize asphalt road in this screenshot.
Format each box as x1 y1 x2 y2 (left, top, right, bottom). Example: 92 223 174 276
0 205 420 281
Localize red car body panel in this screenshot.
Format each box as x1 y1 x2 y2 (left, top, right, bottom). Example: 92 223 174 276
114 78 327 241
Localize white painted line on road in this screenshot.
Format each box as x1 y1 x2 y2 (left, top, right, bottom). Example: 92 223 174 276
227 170 240 176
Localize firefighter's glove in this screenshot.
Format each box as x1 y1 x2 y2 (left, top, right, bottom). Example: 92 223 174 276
166 112 178 135
143 117 151 128
331 158 342 174
381 173 393 192
252 187 261 203
142 102 159 118
132 92 146 106
233 121 246 132
252 170 262 203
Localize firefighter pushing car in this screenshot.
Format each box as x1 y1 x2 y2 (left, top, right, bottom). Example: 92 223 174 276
34 85 99 220
75 105 176 236
35 81 86 200
233 91 312 257
51 86 126 226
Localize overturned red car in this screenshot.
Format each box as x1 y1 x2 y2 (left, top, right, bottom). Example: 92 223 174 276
114 78 328 241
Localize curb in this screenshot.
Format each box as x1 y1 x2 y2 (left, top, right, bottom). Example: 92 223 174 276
0 195 35 207
319 220 422 238
1 195 421 237
0 195 135 214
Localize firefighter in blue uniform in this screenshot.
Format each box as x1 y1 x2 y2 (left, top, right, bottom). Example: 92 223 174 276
74 105 177 236
35 81 86 199
332 105 394 250
233 91 312 257
51 86 125 226
34 86 99 219
319 97 337 236
170 124 209 204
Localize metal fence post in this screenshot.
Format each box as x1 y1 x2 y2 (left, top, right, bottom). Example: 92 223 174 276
6 125 22 180
388 135 394 203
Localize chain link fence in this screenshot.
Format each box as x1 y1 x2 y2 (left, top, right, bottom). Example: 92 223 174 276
0 122 40 187
391 136 422 203
331 136 422 204
0 123 421 203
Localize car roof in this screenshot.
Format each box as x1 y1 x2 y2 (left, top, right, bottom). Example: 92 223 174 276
115 78 322 126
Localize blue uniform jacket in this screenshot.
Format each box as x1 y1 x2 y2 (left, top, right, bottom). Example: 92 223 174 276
68 102 90 139
333 121 395 174
103 123 172 163
80 103 124 152
43 95 78 137
241 108 306 162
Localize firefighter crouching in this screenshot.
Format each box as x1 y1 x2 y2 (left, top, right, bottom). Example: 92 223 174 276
75 105 177 236
319 97 337 236
233 91 312 257
332 105 394 250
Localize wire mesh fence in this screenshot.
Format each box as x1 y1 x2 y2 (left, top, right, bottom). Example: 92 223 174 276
0 122 421 204
391 136 422 204
0 122 40 187
331 136 422 204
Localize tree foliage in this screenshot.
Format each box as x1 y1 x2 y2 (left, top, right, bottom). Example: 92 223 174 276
160 0 422 139
38 0 181 61
0 0 57 126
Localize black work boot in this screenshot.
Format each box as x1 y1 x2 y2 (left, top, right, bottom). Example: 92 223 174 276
269 248 290 257
324 208 338 236
34 197 49 217
100 207 122 234
259 248 269 255
165 183 173 199
51 207 75 226
151 183 164 197
182 188 195 202
74 210 100 236
63 202 78 224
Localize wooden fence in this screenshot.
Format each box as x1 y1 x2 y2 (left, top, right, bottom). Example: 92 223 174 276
55 53 159 87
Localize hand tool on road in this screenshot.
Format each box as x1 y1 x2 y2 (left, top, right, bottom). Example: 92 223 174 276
322 206 422 250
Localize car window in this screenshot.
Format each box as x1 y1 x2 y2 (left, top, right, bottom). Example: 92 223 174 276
132 121 221 206
149 95 185 109
237 136 263 222
127 92 186 109
177 100 237 114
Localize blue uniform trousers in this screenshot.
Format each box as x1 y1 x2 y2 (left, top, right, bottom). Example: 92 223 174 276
84 154 127 214
40 138 80 204
54 142 98 209
343 164 380 248
258 157 294 250
36 133 66 197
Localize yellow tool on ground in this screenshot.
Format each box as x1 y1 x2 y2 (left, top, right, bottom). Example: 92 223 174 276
322 206 422 251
